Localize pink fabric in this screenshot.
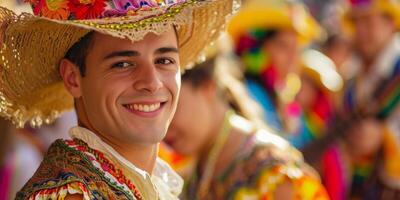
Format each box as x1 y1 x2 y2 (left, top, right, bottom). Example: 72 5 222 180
0 158 14 200
322 145 347 200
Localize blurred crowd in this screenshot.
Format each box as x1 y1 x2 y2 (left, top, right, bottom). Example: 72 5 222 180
1 0 399 199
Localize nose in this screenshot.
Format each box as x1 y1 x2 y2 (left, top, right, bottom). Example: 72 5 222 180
133 63 163 93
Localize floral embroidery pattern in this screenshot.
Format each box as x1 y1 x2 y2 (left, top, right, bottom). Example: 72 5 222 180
68 0 106 19
28 0 183 20
41 0 70 19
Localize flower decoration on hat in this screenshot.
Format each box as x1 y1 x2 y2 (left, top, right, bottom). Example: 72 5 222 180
33 0 70 19
68 0 106 19
1 0 239 127
29 0 183 20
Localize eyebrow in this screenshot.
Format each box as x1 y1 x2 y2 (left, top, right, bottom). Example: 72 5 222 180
103 50 140 60
155 47 179 54
103 47 179 60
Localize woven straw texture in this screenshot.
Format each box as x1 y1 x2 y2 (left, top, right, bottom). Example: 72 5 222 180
0 0 239 127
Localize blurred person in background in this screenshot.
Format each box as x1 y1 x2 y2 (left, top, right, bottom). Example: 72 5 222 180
321 35 353 80
341 0 400 123
227 0 324 132
317 0 400 199
164 41 329 199
289 49 343 150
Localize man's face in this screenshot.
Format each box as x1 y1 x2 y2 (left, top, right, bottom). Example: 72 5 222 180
71 29 180 146
351 9 395 60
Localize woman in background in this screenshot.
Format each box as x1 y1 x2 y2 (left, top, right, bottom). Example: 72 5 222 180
164 44 329 199
227 0 323 132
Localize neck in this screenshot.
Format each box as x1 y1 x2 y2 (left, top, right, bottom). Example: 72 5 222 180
75 100 158 174
196 109 249 179
106 139 159 174
197 101 235 176
198 103 229 161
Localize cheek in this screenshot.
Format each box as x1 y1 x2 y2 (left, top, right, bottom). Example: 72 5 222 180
82 76 128 111
164 72 181 101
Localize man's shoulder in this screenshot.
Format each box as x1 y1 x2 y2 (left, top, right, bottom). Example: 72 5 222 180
15 139 95 199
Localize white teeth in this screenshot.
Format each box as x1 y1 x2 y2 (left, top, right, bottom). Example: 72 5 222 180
144 105 150 112
126 103 161 112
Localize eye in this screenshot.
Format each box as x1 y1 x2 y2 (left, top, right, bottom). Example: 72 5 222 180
155 57 175 65
111 61 135 68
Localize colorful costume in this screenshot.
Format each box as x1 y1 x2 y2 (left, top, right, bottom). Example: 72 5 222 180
289 50 343 149
0 0 237 127
179 113 329 200
324 35 400 200
227 0 323 132
320 1 400 198
17 127 183 200
0 0 237 198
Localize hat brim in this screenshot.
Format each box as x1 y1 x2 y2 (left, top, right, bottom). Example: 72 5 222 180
0 0 236 127
227 6 323 46
342 2 400 35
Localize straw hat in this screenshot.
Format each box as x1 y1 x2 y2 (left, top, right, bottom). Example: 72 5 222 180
0 0 239 127
227 0 323 46
342 0 400 32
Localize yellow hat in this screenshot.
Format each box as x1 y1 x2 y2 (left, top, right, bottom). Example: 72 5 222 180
342 0 400 32
227 0 324 45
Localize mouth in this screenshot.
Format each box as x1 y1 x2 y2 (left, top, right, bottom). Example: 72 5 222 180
123 101 167 117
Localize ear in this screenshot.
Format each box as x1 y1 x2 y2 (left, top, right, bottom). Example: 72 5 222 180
59 59 82 98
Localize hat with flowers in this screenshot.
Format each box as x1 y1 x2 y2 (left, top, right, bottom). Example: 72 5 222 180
0 0 239 127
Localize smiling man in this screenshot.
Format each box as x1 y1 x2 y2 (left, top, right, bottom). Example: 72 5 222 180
63 31 181 174
0 0 237 199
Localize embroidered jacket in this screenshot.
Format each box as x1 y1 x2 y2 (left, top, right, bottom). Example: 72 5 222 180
16 127 183 200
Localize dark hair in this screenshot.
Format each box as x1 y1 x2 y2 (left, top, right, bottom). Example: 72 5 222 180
182 57 216 88
182 56 266 129
64 31 95 76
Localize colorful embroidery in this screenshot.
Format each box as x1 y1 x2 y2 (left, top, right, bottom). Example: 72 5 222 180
16 139 143 200
28 0 185 20
28 181 90 200
183 134 329 200
67 139 143 200
68 0 107 19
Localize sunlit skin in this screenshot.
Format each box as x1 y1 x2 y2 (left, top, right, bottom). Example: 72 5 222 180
350 9 396 68
165 82 226 157
59 28 181 174
262 29 301 79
